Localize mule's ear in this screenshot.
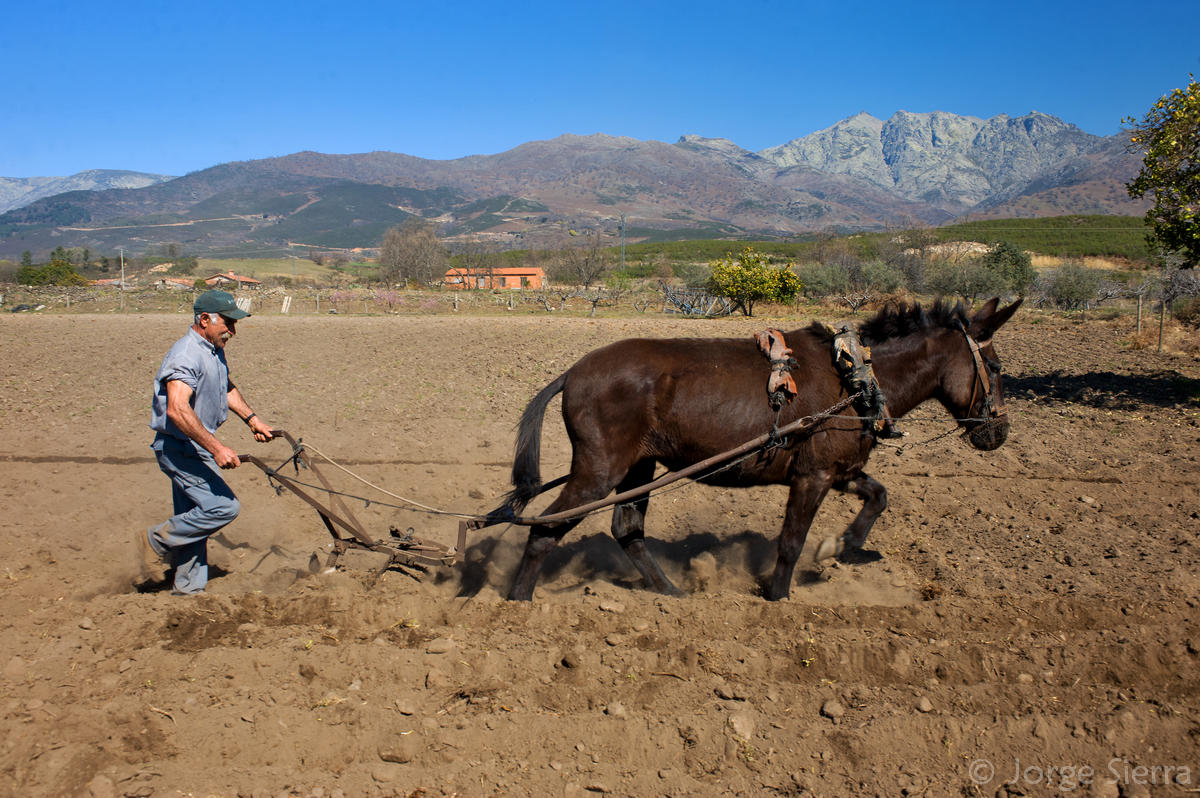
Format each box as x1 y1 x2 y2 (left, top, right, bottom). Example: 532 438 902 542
969 297 1023 343
974 297 1001 319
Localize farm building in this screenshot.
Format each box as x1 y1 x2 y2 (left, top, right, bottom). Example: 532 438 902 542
443 267 544 290
204 271 262 289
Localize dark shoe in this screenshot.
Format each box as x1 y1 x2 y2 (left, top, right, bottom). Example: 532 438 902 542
136 527 169 584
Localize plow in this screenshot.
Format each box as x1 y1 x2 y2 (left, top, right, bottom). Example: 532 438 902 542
238 431 459 580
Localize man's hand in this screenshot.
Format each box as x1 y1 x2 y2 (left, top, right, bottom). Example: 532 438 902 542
248 416 274 442
166 380 241 467
212 441 242 469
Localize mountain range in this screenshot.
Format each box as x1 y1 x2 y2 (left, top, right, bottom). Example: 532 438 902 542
0 110 1148 259
0 170 174 215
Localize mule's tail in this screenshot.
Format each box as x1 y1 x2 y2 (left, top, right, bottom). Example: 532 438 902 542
489 372 568 521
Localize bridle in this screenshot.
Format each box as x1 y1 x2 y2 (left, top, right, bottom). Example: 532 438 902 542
959 324 1005 421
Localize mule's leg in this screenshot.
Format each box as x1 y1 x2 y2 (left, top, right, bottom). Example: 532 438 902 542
838 473 887 563
814 474 888 565
611 460 684 597
767 474 835 600
508 522 580 601
508 472 616 601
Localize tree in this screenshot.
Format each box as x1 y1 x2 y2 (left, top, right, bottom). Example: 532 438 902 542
925 258 1007 302
549 229 611 288
454 238 504 289
379 218 447 286
1125 76 1200 267
169 256 198 276
707 246 801 316
17 255 87 286
982 240 1035 294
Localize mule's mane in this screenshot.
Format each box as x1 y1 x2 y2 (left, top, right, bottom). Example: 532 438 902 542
806 298 971 346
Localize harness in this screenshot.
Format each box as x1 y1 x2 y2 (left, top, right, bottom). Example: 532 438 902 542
754 325 899 441
754 322 1001 444
828 324 902 439
753 329 798 411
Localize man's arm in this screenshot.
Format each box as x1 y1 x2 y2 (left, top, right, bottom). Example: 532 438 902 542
165 380 242 468
227 383 274 442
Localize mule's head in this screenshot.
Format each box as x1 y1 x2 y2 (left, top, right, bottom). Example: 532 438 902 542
940 297 1022 451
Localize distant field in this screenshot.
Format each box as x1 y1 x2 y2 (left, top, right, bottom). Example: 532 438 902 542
933 215 1150 260
197 257 344 282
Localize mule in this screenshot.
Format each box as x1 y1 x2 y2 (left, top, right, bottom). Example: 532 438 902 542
498 297 1022 601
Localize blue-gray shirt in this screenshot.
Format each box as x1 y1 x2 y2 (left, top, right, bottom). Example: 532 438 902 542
150 328 232 452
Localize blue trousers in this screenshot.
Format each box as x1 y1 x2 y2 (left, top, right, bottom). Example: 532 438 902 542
150 435 241 593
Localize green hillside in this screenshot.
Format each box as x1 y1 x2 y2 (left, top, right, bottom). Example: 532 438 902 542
932 215 1150 260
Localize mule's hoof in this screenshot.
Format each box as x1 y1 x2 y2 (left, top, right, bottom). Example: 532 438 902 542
814 536 844 562
837 545 883 565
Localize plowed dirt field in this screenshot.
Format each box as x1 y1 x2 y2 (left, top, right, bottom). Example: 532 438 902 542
1 308 1197 797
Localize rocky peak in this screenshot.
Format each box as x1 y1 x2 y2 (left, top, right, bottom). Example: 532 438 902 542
759 112 889 186
758 109 1106 211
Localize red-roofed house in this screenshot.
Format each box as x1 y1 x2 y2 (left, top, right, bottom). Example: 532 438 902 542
443 266 544 290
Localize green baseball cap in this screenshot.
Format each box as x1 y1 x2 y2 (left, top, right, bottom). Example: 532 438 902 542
194 289 250 319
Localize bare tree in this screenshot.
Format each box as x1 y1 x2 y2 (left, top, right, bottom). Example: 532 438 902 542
549 229 611 288
836 290 875 313
379 218 448 287
454 238 502 288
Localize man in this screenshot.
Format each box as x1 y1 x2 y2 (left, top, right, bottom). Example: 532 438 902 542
139 289 275 595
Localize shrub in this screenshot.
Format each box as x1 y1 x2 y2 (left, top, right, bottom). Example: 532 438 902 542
17 260 87 286
796 262 849 298
925 259 1006 301
672 262 711 288
850 260 905 294
982 241 1036 294
707 247 801 316
1040 262 1104 310
1173 295 1200 328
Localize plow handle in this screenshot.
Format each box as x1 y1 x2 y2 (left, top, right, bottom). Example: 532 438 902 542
237 429 290 464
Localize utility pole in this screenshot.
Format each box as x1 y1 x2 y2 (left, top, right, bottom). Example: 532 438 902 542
119 247 125 312
619 214 626 272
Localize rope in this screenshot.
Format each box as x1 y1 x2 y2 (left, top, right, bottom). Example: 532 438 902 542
258 437 780 525
260 403 1000 527
299 441 475 517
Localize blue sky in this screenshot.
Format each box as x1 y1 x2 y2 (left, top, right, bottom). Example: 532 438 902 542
4 0 1198 177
